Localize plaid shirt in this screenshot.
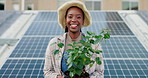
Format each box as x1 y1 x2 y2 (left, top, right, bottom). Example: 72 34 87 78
43 33 104 78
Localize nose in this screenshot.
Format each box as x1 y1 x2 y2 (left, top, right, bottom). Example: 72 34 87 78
71 17 76 22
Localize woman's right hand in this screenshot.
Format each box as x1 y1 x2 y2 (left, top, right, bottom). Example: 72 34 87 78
57 75 64 78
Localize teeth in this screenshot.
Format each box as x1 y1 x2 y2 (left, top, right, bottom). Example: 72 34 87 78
71 25 77 27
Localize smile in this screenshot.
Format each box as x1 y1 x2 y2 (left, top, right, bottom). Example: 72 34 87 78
71 25 77 27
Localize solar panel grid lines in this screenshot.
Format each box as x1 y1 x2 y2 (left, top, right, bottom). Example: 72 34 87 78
0 59 44 78
82 22 134 35
108 22 134 35
0 11 148 78
10 37 52 58
25 12 132 36
89 12 124 22
34 12 57 22
101 37 148 58
24 22 64 35
104 59 148 78
127 37 143 58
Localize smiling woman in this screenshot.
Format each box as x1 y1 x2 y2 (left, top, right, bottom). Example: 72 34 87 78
43 0 104 78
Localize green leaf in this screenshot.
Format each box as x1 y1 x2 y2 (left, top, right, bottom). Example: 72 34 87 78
87 54 92 57
66 49 74 52
95 57 100 61
95 57 102 65
75 68 82 76
89 64 93 67
89 47 95 53
57 43 64 48
70 72 74 77
67 56 73 64
90 39 95 44
68 62 73 69
83 57 91 65
74 61 78 65
94 38 102 44
77 63 83 69
82 48 88 53
100 30 105 34
94 35 102 39
87 31 95 35
73 42 77 45
104 33 110 39
84 42 91 47
79 40 85 44
95 50 102 54
73 53 78 60
67 44 73 46
54 50 60 55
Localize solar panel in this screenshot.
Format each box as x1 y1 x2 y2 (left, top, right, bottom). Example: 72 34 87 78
33 12 123 22
25 22 133 36
104 59 148 78
24 22 64 35
10 37 52 58
25 12 128 35
0 11 147 78
90 12 123 21
1 59 147 78
33 12 57 22
101 37 148 58
82 22 134 35
0 59 44 78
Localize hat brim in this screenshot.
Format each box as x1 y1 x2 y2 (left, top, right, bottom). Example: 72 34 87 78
58 1 92 29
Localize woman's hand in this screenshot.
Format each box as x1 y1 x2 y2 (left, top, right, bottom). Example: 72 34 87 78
57 75 64 78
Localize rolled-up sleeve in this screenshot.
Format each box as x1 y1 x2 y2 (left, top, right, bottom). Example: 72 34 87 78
90 44 104 78
43 39 60 78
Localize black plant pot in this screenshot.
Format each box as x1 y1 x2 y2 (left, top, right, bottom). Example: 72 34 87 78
64 71 90 78
72 72 90 78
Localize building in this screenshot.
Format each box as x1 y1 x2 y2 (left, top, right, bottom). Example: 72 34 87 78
0 0 148 11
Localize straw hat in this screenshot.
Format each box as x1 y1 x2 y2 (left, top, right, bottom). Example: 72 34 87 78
58 0 92 29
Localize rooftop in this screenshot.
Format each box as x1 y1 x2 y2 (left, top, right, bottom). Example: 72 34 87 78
0 10 148 78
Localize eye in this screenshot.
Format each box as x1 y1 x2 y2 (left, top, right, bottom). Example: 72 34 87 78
77 16 81 19
68 16 72 19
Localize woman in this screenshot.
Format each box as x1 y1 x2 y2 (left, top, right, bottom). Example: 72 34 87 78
44 1 104 78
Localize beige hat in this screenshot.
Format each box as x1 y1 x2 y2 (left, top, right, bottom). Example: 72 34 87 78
58 0 92 29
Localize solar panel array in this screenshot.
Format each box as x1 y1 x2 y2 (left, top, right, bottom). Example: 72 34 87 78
10 37 52 58
0 11 148 78
0 59 44 78
102 37 147 58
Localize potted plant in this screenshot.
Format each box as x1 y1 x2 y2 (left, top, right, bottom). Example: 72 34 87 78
53 29 110 78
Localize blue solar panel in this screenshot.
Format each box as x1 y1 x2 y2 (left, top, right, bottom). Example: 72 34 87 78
0 11 147 78
33 12 123 22
25 12 128 35
25 22 132 36
1 59 147 78
24 22 64 35
10 37 52 58
33 12 57 21
101 37 148 58
104 59 148 78
0 59 44 78
90 12 123 21
82 22 134 35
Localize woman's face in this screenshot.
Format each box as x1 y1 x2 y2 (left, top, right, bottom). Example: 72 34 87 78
65 7 84 33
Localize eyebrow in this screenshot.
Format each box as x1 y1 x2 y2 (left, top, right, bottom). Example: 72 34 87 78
68 14 83 16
